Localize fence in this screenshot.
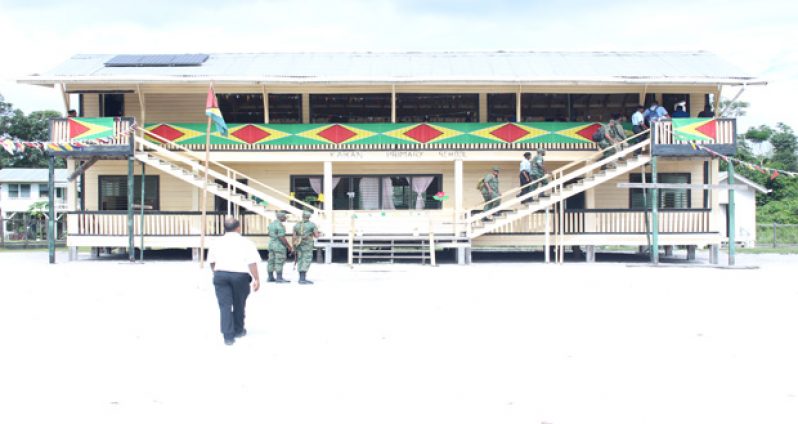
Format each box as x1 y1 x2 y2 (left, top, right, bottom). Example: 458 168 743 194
757 223 798 247
0 213 66 248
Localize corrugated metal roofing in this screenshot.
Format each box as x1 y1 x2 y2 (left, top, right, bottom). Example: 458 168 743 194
19 51 759 86
0 168 68 183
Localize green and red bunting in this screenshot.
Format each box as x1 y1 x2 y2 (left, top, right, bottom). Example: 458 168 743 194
0 120 135 154
672 118 717 142
697 144 797 180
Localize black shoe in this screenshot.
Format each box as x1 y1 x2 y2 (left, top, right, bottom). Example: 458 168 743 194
267 272 276 282
275 272 291 283
224 338 235 346
298 272 314 285
235 329 247 338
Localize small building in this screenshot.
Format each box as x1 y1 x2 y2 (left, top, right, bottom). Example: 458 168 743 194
0 168 69 241
716 171 770 248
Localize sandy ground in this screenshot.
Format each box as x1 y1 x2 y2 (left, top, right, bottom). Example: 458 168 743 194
0 250 796 424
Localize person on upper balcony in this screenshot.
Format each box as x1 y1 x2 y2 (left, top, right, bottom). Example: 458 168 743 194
644 101 669 127
519 152 533 197
671 105 690 118
697 105 714 118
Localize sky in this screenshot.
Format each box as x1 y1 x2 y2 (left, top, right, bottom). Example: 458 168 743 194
0 0 796 132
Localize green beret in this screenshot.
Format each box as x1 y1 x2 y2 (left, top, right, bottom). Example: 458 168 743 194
302 210 312 218
492 166 500 172
276 211 287 219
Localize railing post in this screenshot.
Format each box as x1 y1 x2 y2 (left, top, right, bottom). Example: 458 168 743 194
773 222 777 248
48 155 56 264
728 161 736 266
127 156 135 262
140 162 146 263
651 156 659 265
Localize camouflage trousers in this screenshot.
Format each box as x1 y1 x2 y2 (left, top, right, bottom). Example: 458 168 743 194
297 247 314 272
267 249 287 273
481 190 500 212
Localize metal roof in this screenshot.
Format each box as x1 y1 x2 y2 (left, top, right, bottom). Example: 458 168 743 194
0 168 68 183
718 172 770 194
19 51 761 86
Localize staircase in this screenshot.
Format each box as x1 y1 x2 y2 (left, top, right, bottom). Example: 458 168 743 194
352 239 433 264
468 138 652 238
133 131 319 223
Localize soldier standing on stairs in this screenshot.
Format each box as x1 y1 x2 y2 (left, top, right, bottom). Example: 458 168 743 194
293 210 320 284
267 211 293 283
530 149 548 192
480 166 501 217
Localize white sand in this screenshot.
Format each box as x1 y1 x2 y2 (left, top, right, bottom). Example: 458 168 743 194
0 250 796 424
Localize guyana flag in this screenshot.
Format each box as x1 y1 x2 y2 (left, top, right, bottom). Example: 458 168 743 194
672 118 716 142
205 85 228 136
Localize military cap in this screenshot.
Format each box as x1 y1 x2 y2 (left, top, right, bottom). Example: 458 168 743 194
492 166 500 172
302 210 312 218
536 148 545 154
275 211 287 219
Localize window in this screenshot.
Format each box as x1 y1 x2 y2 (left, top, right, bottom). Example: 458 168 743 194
290 175 442 210
8 184 31 199
520 93 569 122
396 94 478 123
487 93 516 122
569 93 639 122
629 173 691 209
310 94 391 123
218 94 264 123
99 94 124 117
98 176 159 210
39 184 48 198
268 94 302 123
662 94 690 116
56 187 65 199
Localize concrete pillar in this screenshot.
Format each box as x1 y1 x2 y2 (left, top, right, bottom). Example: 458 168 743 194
709 244 719 264
664 245 674 256
91 247 100 258
323 161 333 235
69 247 78 261
192 248 199 262
454 159 464 236
464 247 472 265
457 246 466 265
585 245 596 263
687 245 696 260
301 93 310 123
325 245 333 264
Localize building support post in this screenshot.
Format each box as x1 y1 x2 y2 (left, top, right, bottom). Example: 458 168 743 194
391 85 396 124
454 159 464 237
515 85 522 122
727 161 736 266
139 162 146 262
687 245 696 260
544 207 550 264
127 156 135 262
323 160 333 264
585 245 595 263
651 156 659 265
48 155 56 264
67 158 78 261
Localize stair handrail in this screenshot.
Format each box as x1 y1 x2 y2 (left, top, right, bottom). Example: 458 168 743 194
466 137 651 225
135 136 301 216
468 129 651 212
136 128 320 215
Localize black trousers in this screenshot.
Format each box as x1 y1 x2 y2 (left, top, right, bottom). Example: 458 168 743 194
519 171 531 196
213 271 252 341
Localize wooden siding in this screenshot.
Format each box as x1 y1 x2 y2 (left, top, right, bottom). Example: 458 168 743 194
84 160 195 211
592 158 707 209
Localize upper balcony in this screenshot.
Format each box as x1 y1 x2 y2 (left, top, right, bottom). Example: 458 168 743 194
49 117 736 157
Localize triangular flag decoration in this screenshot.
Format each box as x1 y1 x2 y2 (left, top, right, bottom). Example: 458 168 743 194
1 138 17 154
205 85 228 136
317 193 325 202
771 170 779 180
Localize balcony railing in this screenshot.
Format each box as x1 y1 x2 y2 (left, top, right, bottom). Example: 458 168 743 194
651 118 736 156
67 209 714 238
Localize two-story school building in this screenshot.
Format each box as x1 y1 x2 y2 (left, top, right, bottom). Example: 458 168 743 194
19 51 761 263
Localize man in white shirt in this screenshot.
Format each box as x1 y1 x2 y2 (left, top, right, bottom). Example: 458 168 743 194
207 216 262 346
519 151 533 196
631 105 646 145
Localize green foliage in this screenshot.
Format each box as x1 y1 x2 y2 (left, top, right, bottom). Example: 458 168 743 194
719 99 749 118
27 201 49 219
0 93 65 169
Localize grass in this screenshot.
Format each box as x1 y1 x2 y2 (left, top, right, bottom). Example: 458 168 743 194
737 246 798 255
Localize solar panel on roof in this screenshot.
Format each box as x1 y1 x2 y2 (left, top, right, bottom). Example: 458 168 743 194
104 54 209 67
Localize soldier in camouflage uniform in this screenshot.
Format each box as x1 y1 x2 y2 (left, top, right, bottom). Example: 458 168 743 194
480 166 501 218
530 149 548 191
267 211 293 283
599 113 626 160
292 210 320 284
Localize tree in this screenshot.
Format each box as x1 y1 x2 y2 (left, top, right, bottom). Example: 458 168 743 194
768 123 798 172
719 99 749 118
0 93 65 168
